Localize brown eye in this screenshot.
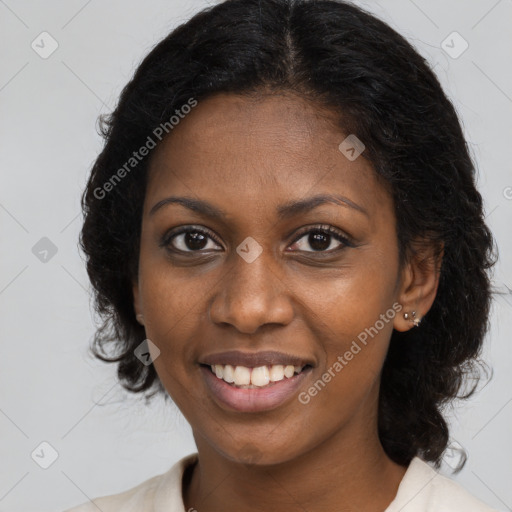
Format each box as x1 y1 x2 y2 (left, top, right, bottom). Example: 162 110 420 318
289 226 354 253
162 227 222 253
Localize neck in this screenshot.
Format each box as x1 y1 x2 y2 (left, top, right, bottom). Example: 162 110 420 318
183 409 408 512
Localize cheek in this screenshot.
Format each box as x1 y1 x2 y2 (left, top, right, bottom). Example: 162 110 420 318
301 290 393 425
140 249 205 334
295 260 396 401
296 253 397 341
138 263 203 391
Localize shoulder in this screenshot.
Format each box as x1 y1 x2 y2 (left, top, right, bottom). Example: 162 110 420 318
386 457 499 512
61 453 198 512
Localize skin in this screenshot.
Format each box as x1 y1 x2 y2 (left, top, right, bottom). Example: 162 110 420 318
132 91 443 512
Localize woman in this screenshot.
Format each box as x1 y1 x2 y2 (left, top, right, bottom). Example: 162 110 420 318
65 0 498 510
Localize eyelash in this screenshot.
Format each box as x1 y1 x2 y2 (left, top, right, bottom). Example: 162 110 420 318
291 224 355 251
160 224 355 254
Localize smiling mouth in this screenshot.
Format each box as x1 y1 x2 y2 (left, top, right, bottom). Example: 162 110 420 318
201 363 312 389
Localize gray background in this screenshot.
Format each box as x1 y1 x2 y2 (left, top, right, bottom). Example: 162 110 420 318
0 0 511 511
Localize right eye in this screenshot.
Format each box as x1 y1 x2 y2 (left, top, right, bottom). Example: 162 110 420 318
161 226 223 253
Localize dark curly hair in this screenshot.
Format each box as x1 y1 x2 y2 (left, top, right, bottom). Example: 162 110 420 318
79 0 497 470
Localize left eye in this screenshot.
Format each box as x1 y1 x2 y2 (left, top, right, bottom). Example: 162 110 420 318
289 227 352 253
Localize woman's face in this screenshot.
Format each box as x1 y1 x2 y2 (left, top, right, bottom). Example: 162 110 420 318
133 92 410 465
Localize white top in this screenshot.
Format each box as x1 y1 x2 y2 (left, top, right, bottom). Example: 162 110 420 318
62 453 498 512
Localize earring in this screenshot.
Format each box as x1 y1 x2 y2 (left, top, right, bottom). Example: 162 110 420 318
136 313 145 325
404 310 421 327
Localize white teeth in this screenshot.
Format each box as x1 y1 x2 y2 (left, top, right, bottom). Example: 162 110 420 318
214 364 223 379
223 364 235 383
284 365 295 378
233 366 251 385
209 363 307 387
269 364 284 381
251 366 270 386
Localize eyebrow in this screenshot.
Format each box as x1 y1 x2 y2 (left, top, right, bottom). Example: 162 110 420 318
149 193 369 219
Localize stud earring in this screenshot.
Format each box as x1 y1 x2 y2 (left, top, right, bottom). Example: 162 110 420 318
404 310 421 327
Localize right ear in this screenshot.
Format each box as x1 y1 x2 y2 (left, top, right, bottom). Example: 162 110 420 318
133 280 144 325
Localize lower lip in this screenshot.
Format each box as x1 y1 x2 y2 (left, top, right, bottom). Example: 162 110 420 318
200 365 313 413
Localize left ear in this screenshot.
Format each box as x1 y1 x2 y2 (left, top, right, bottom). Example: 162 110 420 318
393 238 444 332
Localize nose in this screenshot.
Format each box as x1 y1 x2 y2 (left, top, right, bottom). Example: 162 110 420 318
208 247 294 334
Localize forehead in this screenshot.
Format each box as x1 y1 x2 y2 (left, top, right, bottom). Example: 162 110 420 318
145 92 391 223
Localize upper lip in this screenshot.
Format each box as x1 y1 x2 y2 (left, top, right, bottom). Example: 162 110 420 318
200 350 315 368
